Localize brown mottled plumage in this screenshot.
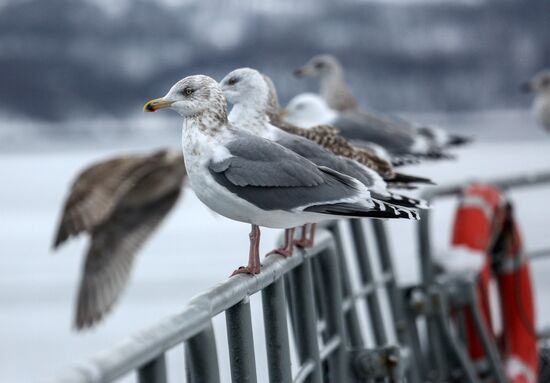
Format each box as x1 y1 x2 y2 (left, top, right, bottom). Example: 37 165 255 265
53 149 186 329
262 73 432 187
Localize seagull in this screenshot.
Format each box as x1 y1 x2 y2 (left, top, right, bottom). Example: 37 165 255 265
260 72 434 188
522 69 550 133
284 92 451 165
293 54 470 157
219 68 427 255
53 149 186 330
144 75 421 276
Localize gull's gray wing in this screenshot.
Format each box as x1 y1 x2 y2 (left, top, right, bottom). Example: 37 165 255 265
273 130 378 188
74 187 182 330
333 112 416 155
209 133 363 211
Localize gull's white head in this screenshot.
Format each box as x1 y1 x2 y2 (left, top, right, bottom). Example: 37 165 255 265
219 68 269 111
294 54 342 78
284 93 336 127
144 75 226 119
523 70 550 95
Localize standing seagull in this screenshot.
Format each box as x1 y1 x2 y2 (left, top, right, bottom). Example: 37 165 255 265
261 72 434 187
53 149 186 329
220 68 427 254
144 75 419 275
522 69 550 133
283 93 440 164
294 54 469 155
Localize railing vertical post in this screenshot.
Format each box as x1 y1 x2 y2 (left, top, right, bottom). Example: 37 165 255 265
185 321 221 383
467 284 507 383
292 258 323 383
349 219 388 345
371 220 420 383
326 222 365 348
318 242 350 383
262 278 293 383
138 354 167 383
418 208 447 381
226 297 258 383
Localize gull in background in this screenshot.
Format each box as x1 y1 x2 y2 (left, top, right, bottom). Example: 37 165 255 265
220 68 427 255
284 92 450 165
53 149 186 330
261 72 434 189
522 69 550 133
293 54 470 158
144 75 421 275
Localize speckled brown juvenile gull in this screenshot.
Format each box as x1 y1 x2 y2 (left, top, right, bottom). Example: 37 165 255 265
53 149 186 330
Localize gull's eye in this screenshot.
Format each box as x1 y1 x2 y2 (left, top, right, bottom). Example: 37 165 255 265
181 87 194 96
541 78 550 87
296 103 305 110
314 62 324 69
227 77 239 86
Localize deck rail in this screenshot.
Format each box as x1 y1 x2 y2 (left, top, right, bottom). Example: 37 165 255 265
47 169 550 383
48 217 412 383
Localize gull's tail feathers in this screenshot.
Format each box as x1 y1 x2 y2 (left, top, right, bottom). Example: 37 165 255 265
388 172 435 188
304 200 420 220
448 134 472 147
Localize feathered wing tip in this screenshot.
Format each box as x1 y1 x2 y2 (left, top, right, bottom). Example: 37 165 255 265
305 200 420 220
448 134 472 147
74 189 182 330
390 155 422 167
370 190 429 210
390 172 435 186
391 151 455 166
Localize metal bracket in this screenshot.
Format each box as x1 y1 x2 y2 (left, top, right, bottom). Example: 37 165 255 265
350 345 409 382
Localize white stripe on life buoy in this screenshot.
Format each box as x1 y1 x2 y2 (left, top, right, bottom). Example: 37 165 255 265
506 355 536 383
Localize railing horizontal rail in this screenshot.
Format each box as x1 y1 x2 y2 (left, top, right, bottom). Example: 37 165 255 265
47 231 336 383
420 170 550 201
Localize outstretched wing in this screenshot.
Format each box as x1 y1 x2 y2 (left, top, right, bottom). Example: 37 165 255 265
53 151 178 248
74 188 182 330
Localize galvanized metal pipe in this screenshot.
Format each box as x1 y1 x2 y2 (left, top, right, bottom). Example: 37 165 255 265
226 297 258 383
137 354 167 383
261 278 293 383
292 259 323 383
185 322 220 383
349 219 388 346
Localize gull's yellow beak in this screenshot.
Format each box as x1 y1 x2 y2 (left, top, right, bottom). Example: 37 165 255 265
143 98 174 112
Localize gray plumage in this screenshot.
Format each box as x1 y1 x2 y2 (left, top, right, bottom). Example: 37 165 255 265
53 149 186 329
209 132 363 211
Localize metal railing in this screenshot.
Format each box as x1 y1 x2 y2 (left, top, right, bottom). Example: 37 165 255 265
48 218 412 383
48 169 550 383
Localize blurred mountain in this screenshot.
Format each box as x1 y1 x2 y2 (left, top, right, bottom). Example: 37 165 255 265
0 0 548 121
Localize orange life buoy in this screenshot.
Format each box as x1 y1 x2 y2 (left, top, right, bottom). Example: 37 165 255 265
451 184 538 383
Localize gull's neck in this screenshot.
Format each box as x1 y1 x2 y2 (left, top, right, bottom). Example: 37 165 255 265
228 100 274 138
320 68 359 112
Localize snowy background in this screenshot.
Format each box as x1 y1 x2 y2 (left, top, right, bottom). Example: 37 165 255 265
1 0 550 382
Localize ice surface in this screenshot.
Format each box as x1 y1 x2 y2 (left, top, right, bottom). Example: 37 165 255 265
1 113 550 382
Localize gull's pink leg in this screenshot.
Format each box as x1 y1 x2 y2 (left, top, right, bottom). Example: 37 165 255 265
231 224 261 276
294 224 317 248
266 228 295 258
